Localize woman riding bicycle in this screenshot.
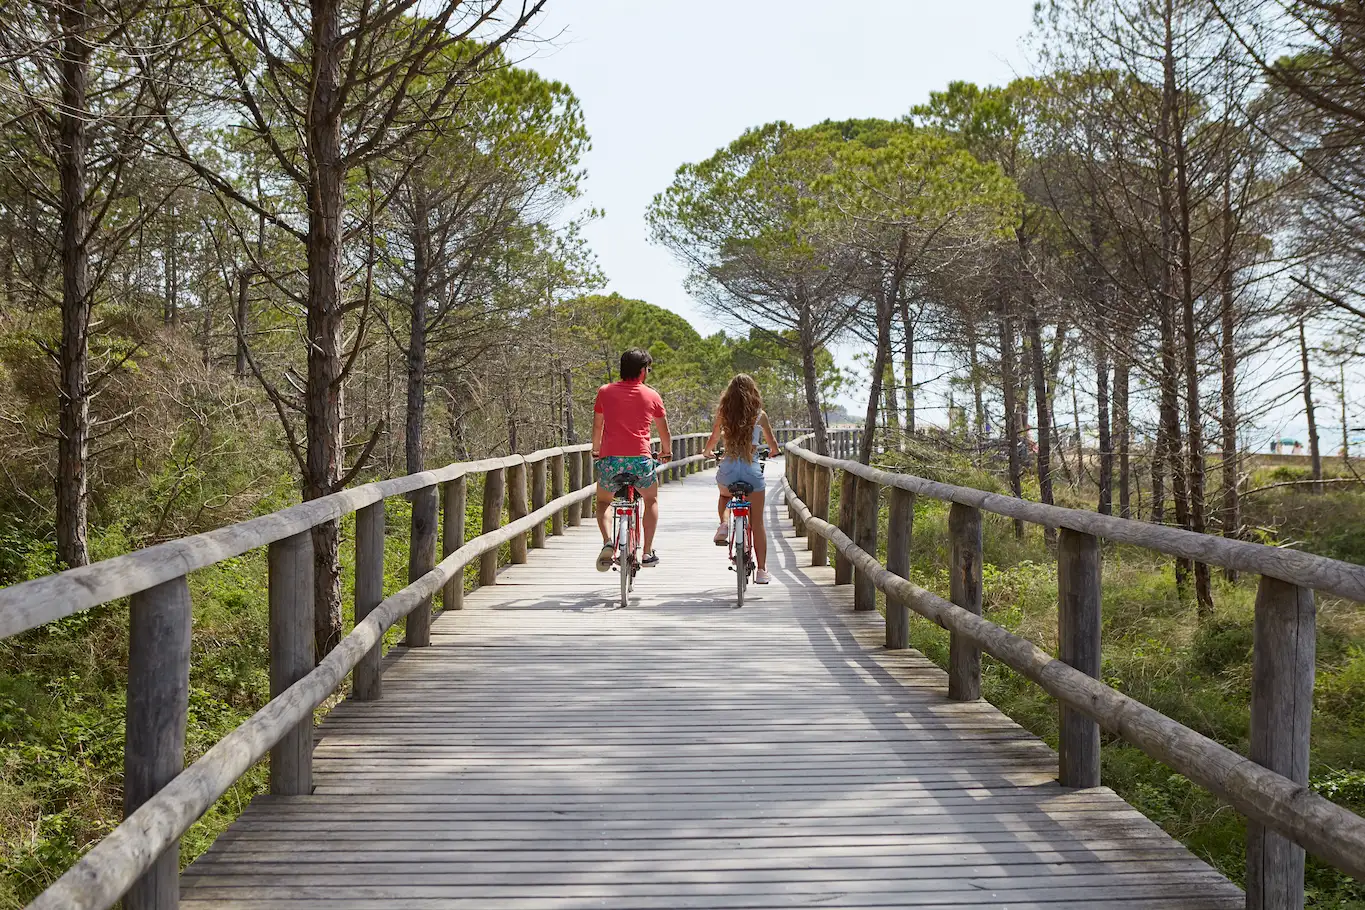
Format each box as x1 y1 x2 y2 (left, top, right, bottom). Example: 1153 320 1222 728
703 374 781 585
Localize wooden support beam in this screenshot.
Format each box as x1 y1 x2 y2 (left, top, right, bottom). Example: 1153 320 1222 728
531 458 547 548
549 454 565 536
885 487 913 649
835 470 856 585
123 575 191 910
810 465 830 567
507 462 529 565
404 485 437 647
268 531 313 796
567 451 582 527
442 477 465 609
854 475 879 612
948 503 983 701
354 501 385 700
1247 576 1316 910
1058 527 1102 789
480 468 506 586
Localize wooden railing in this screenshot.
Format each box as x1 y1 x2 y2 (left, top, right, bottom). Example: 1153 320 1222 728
780 435 1365 910
0 431 740 910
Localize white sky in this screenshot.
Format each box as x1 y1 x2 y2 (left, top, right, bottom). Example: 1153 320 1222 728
523 1 1354 450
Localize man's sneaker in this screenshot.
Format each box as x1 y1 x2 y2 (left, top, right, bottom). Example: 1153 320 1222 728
595 545 615 572
642 551 660 567
755 569 772 584
713 522 729 546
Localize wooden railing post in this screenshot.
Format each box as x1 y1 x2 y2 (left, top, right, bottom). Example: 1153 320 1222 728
123 575 191 910
549 454 565 536
507 461 529 564
531 458 547 549
948 503 983 700
1058 527 1101 788
854 475 880 612
268 531 313 796
442 477 466 608
885 487 913 649
405 484 437 647
1247 576 1315 910
810 464 830 567
793 457 808 537
567 452 582 527
354 500 385 700
835 469 856 585
480 468 506 586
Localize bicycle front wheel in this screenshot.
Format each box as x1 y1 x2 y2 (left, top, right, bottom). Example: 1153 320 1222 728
733 515 747 608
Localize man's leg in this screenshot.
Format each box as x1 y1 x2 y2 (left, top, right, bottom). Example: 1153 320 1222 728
596 486 613 543
641 483 660 554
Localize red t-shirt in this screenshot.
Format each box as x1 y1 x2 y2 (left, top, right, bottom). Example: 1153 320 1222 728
594 379 666 457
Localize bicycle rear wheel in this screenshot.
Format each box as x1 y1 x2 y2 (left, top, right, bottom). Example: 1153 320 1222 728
617 514 632 608
734 514 747 608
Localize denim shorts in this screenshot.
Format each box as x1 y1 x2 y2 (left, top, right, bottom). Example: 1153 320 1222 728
595 455 658 492
716 457 766 492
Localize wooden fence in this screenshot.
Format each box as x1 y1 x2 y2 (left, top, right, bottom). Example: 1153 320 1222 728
0 430 762 910
780 434 1365 910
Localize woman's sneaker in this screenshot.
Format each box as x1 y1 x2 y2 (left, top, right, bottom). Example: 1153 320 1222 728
755 569 772 584
595 544 615 572
713 522 729 545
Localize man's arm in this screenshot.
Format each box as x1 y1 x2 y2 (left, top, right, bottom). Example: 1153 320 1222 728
656 412 672 460
591 411 605 457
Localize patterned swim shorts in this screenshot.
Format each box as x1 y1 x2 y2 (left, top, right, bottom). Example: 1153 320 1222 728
594 455 658 492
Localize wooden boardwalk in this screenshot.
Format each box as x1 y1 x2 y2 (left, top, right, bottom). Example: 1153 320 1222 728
182 461 1243 909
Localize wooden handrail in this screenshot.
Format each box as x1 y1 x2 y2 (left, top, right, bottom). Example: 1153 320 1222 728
779 433 1365 910
23 446 717 910
783 439 1365 603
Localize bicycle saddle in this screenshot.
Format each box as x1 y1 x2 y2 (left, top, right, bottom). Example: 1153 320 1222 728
611 472 640 495
729 481 754 495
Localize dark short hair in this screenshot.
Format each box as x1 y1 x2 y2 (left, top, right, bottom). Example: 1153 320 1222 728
620 348 653 380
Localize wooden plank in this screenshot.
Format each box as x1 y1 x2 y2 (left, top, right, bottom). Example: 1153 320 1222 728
530 458 547 548
507 462 529 564
948 503 982 701
268 531 313 796
1058 527 1101 789
123 575 192 910
549 454 564 536
835 468 855 585
566 450 582 527
353 501 385 700
1247 575 1315 910
853 473 878 612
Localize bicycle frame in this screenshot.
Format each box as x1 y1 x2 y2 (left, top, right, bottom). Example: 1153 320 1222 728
727 494 755 569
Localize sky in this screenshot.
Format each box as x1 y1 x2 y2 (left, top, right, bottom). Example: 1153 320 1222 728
519 1 1354 449
524 0 1036 413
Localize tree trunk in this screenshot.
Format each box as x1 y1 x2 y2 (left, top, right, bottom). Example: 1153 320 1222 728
164 202 179 326
1220 265 1239 581
859 290 892 465
55 0 92 569
883 362 901 447
898 296 916 435
1097 343 1112 515
304 0 346 660
1025 308 1055 544
404 180 431 476
798 314 830 456
235 270 250 377
563 368 576 444
1300 317 1322 494
1115 356 1131 518
1000 305 1024 539
967 324 985 437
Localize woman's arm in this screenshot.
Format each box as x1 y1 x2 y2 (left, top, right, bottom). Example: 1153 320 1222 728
759 411 780 454
703 408 723 457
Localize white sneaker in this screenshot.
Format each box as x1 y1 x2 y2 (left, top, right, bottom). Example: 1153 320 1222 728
713 522 729 546
755 569 771 584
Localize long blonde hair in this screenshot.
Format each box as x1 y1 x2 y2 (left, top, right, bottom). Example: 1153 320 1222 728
719 374 763 462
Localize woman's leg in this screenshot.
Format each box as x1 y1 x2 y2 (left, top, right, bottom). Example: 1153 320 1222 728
716 485 730 522
750 489 768 570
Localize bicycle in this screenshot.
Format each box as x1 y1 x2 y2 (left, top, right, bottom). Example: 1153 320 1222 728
606 458 663 609
727 481 756 607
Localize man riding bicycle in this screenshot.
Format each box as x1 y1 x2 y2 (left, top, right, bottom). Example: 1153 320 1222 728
592 349 672 571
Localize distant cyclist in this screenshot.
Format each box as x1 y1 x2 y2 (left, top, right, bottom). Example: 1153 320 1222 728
591 349 672 571
703 374 780 584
